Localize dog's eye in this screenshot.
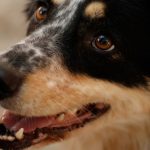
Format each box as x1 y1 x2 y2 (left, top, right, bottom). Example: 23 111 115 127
35 6 48 21
92 35 115 53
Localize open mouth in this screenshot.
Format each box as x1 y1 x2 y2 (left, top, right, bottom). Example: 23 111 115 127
0 103 110 149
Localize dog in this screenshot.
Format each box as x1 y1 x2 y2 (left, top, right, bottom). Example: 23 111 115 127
0 0 150 149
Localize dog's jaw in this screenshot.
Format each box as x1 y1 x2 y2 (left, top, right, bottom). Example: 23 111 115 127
0 103 110 149
0 73 150 149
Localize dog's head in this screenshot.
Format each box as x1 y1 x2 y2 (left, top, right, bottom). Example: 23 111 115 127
0 0 150 149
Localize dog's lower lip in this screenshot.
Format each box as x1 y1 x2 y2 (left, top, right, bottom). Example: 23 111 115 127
0 103 110 149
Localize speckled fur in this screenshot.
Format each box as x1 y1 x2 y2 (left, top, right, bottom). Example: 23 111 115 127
0 0 150 149
0 0 85 72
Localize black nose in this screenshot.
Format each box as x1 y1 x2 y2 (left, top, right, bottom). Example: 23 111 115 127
0 65 22 100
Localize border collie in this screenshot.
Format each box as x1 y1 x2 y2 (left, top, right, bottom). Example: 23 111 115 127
0 0 150 149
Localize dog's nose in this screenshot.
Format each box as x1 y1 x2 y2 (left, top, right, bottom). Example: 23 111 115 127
0 65 22 100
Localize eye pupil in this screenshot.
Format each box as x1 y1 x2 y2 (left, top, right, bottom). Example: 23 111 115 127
94 35 113 51
39 7 48 16
97 35 109 45
35 6 48 21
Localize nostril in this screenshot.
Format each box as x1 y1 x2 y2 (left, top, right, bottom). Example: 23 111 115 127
0 65 23 100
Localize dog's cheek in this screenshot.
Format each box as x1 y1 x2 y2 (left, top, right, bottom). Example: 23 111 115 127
13 68 102 116
1 61 149 117
1 62 111 116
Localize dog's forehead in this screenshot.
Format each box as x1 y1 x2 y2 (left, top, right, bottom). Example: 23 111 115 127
33 0 106 19
52 0 106 18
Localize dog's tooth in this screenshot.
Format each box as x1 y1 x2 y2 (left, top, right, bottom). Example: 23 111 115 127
0 135 15 141
67 108 78 115
8 136 15 141
0 135 3 140
15 128 24 140
2 135 7 140
57 113 65 121
72 108 78 114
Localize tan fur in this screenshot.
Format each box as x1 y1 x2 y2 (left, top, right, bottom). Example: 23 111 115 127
84 2 106 19
1 57 150 150
2 59 150 117
28 116 150 150
51 0 65 5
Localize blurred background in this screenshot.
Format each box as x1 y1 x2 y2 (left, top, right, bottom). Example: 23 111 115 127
0 0 27 50
0 0 27 116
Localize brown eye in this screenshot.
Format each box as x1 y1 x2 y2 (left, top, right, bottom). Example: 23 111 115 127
35 6 48 21
92 35 115 52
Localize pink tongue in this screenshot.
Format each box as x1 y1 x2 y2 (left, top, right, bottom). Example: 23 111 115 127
1 110 55 133
0 103 109 134
11 116 55 133
1 110 93 133
1 110 22 129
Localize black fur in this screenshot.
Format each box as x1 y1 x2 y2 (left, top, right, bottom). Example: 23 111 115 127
24 0 150 86
0 0 149 87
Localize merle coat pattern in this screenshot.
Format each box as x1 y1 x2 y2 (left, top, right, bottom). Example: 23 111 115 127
0 0 150 149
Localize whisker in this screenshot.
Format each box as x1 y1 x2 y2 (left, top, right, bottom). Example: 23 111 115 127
50 98 83 123
67 98 97 118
